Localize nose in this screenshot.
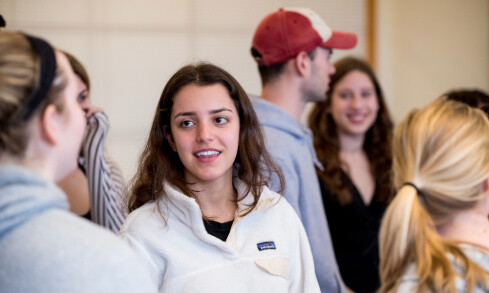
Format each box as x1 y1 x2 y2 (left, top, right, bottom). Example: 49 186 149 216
196 122 213 143
351 95 362 109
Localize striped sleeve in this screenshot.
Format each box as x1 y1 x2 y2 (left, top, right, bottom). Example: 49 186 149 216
82 112 126 233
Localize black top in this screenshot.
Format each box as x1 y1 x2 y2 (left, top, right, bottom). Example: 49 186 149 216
320 171 386 293
204 220 233 242
78 162 92 220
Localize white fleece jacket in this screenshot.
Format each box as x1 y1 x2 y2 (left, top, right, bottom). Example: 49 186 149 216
119 180 320 293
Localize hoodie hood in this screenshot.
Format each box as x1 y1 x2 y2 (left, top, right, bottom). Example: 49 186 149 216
0 164 68 240
250 96 308 139
250 96 324 171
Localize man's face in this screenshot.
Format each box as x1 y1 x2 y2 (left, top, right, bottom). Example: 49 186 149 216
303 47 336 103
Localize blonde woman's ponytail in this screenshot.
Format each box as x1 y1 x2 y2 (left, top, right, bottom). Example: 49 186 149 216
379 99 489 292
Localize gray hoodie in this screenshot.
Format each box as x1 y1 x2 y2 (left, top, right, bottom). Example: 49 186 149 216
251 97 346 293
0 164 156 293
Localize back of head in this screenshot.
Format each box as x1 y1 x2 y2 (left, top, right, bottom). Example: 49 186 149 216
379 98 489 292
0 31 66 159
251 7 357 85
445 88 489 108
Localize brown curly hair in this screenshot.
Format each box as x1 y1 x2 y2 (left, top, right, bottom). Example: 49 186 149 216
308 56 394 205
126 62 284 215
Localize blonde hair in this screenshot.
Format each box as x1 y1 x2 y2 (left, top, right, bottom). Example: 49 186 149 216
0 31 66 157
379 98 489 293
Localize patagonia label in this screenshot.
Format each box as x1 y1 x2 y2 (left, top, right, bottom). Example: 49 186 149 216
257 241 276 251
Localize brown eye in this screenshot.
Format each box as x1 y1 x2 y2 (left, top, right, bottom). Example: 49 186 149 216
180 120 195 127
214 117 228 124
77 94 87 103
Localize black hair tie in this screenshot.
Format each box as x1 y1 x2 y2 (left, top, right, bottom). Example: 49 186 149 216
402 182 422 195
19 33 57 121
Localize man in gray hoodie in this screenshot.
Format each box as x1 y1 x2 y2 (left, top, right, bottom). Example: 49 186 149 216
250 7 357 293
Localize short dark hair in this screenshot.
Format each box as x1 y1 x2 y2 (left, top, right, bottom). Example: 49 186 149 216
445 89 489 108
252 48 317 86
127 62 284 215
0 15 6 28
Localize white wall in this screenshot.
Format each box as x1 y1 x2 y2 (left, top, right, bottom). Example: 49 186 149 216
1 0 366 181
376 0 489 123
2 1 488 181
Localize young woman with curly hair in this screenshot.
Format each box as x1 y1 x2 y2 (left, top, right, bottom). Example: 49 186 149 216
119 63 320 292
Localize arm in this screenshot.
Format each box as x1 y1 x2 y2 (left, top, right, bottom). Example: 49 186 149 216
287 203 321 293
83 111 126 232
57 167 90 215
269 154 301 219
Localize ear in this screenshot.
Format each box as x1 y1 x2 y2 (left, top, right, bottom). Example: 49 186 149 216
40 104 61 146
294 51 311 77
483 177 489 192
163 125 177 152
482 178 489 214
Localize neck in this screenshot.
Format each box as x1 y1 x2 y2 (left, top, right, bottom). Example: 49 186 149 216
437 203 489 250
261 79 305 122
338 132 365 153
191 175 237 222
0 153 54 181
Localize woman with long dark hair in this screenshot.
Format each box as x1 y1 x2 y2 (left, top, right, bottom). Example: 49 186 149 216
119 63 320 292
308 56 394 292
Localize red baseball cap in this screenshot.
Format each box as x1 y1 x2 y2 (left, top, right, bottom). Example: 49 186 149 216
251 8 358 66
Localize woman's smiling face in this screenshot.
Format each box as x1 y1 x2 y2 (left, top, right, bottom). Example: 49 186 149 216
330 70 379 138
167 83 240 185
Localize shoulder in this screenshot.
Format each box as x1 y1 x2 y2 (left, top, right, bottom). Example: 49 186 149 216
262 133 308 170
459 243 489 270
396 262 420 292
2 210 155 291
119 200 162 236
37 210 134 253
255 186 299 223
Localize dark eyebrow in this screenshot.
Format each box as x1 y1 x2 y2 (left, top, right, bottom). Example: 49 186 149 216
210 108 233 115
173 111 195 120
78 88 88 96
173 108 233 120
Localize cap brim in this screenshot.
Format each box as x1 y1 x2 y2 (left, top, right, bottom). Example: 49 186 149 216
322 31 357 49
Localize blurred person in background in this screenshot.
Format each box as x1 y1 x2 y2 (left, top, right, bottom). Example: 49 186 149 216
308 56 394 293
57 52 125 233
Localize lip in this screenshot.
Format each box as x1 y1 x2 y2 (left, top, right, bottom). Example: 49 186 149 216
346 112 368 124
193 148 222 163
